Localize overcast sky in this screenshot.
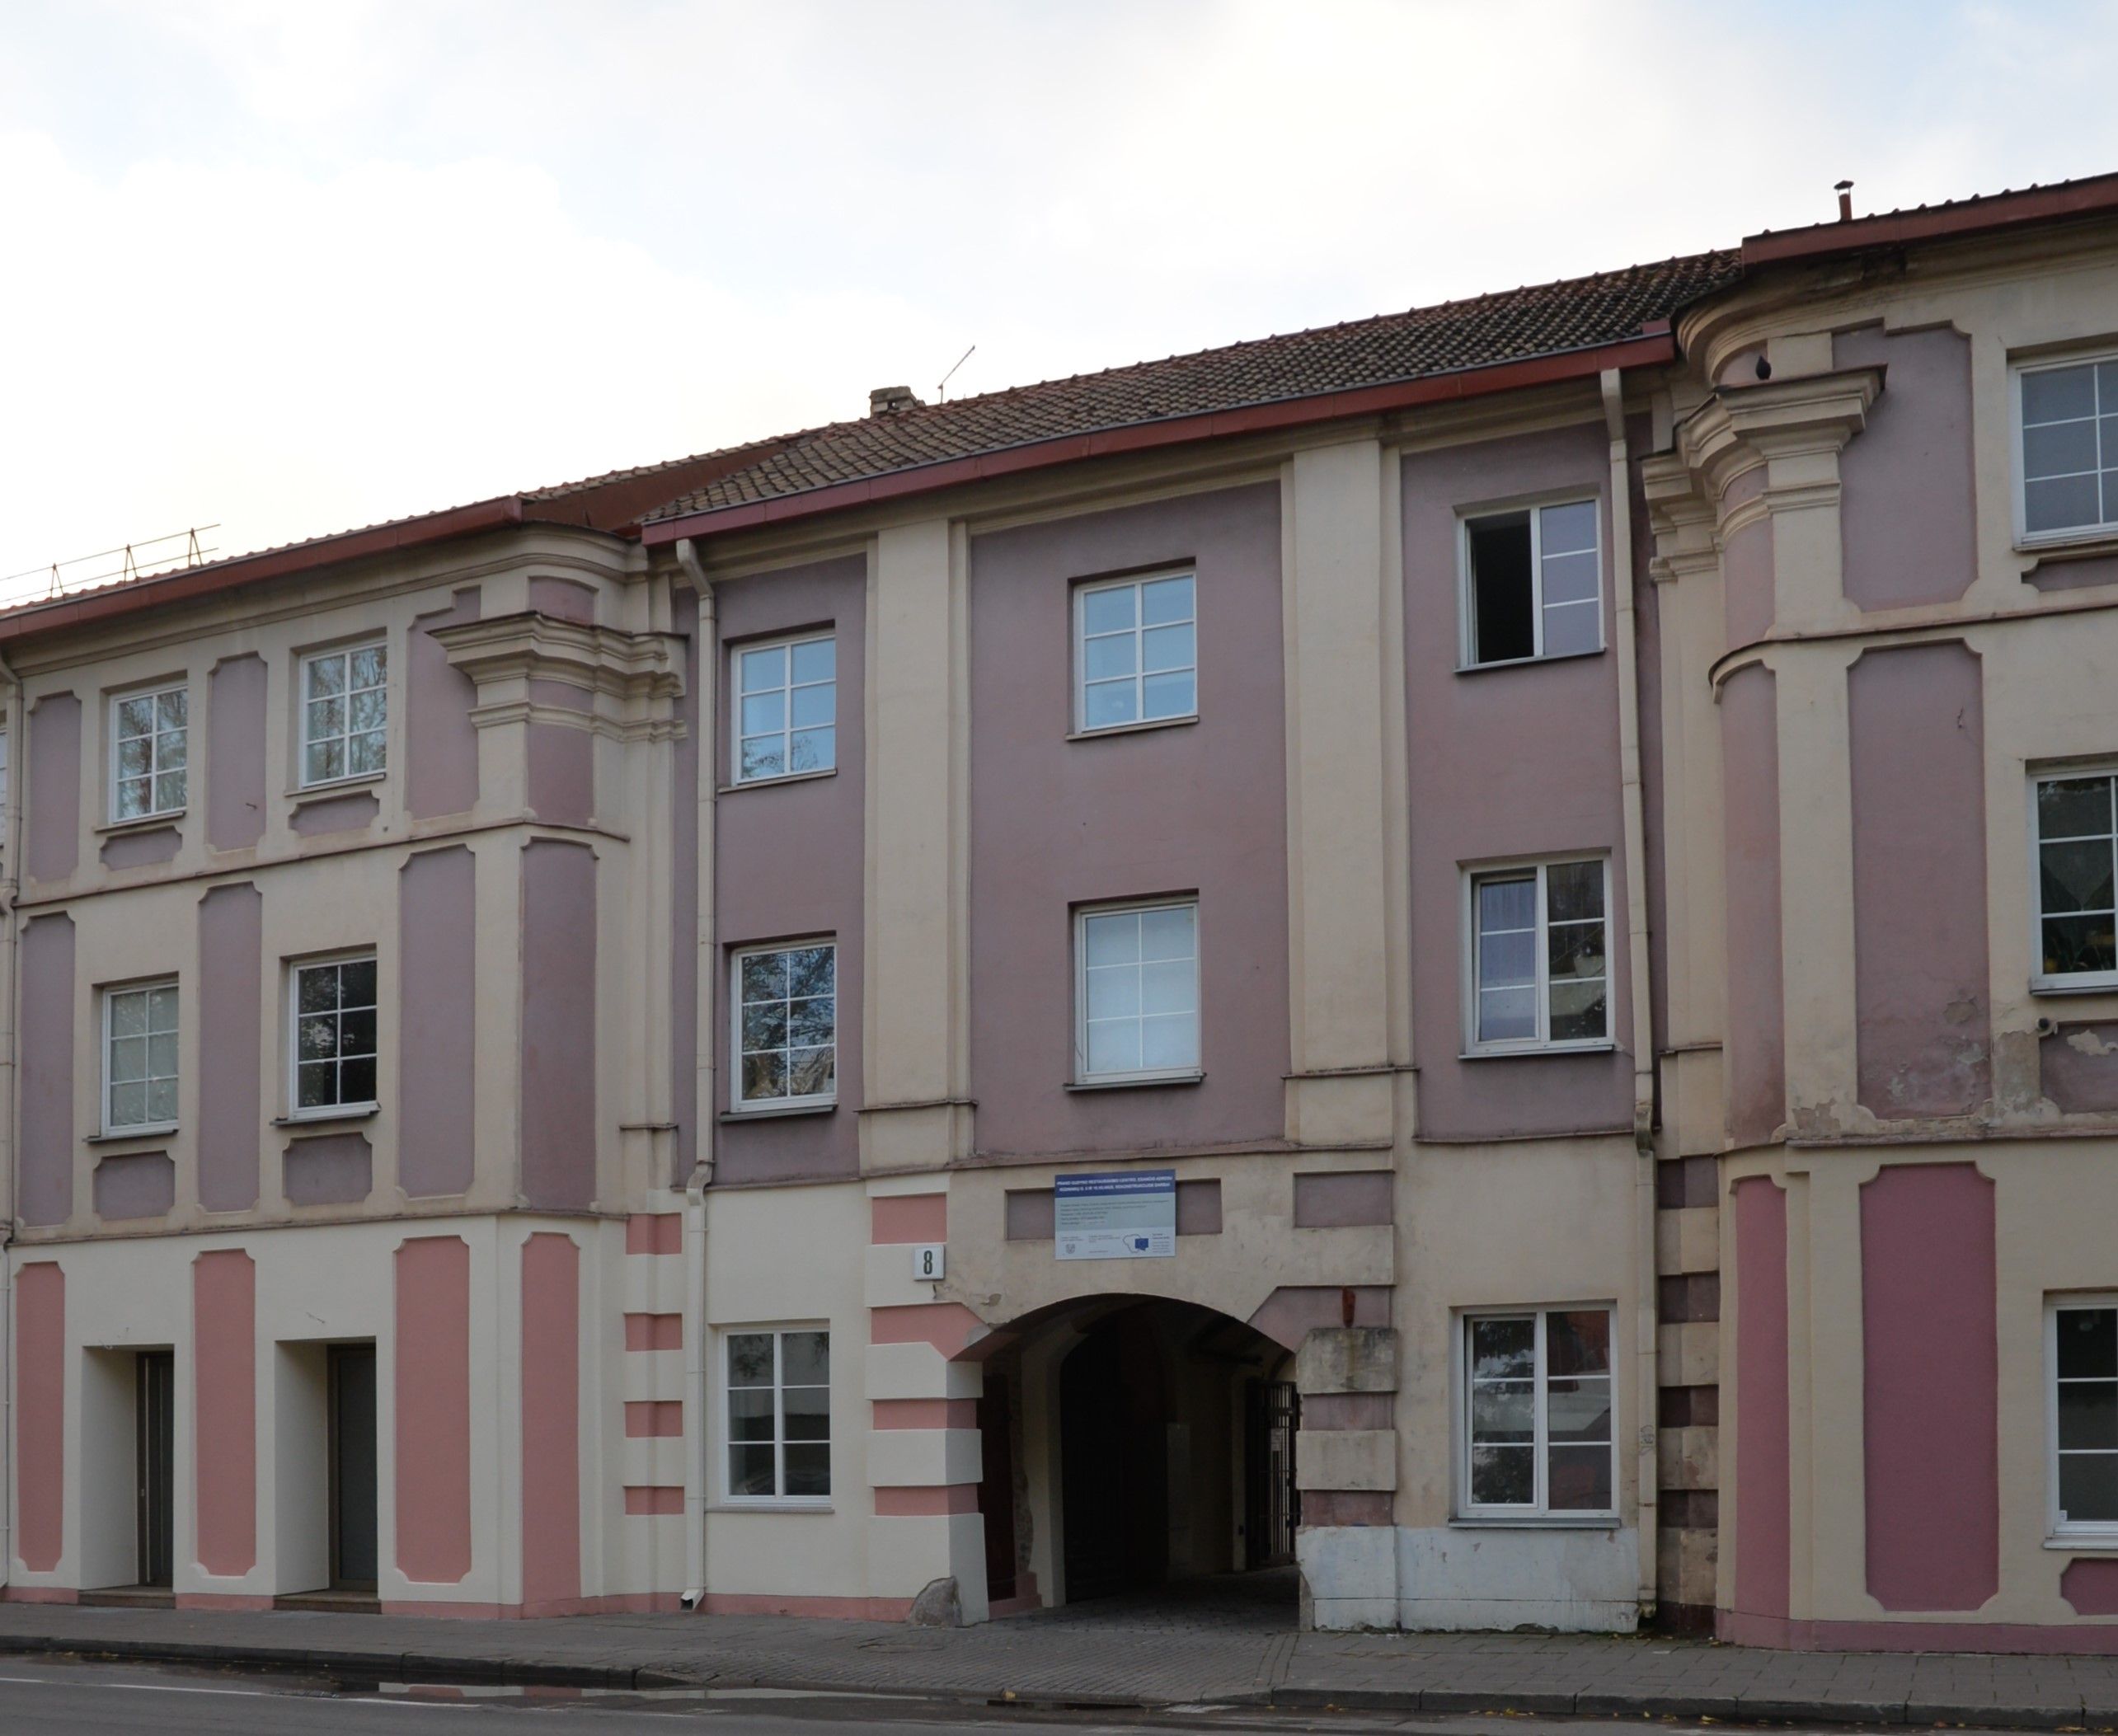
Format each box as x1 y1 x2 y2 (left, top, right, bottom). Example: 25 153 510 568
4 0 2117 603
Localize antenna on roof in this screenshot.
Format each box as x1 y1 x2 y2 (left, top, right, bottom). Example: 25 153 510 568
2 524 221 603
937 343 976 403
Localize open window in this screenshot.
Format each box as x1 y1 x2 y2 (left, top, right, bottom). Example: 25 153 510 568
1462 499 1601 667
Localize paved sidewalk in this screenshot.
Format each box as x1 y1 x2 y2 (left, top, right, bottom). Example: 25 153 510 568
2 1572 2117 1728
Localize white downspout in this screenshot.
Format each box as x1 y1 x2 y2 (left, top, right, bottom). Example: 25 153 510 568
1604 368 1660 1626
674 539 716 1608
0 647 23 1588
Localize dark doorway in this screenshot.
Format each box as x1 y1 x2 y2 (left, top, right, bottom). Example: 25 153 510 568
135 1351 175 1588
1060 1312 1168 1601
1243 1379 1299 1569
328 1345 378 1588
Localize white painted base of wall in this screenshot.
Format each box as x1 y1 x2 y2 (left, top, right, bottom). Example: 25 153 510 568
1299 1524 1641 1632
1397 1524 1640 1632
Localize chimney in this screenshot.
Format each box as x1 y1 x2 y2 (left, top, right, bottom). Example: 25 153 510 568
868 385 922 417
1835 179 1854 223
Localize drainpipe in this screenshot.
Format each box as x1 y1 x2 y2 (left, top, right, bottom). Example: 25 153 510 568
673 538 716 1607
0 645 22 1587
1603 368 1660 1626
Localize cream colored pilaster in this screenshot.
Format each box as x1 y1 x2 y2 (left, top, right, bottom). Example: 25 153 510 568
1800 1159 1874 1621
861 518 973 1172
1280 439 1397 1147
1771 643 1862 1132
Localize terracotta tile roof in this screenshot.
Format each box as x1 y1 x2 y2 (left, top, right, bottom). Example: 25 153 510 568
1742 170 2118 266
641 250 1743 526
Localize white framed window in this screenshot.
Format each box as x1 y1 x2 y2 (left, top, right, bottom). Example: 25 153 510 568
290 954 378 1116
110 684 188 821
103 980 179 1134
725 1327 830 1502
2050 1299 2118 1538
731 941 836 1110
299 643 387 788
1075 898 1200 1082
734 635 835 784
2032 769 2118 990
1074 572 1196 733
1466 857 1609 1052
1461 1307 1616 1518
2016 353 2118 542
1460 498 1602 668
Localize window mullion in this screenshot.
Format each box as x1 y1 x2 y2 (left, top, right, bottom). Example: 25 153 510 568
1533 864 1551 1044
1528 507 1544 659
1533 1310 1548 1515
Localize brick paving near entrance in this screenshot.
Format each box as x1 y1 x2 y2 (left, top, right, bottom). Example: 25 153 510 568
3 1569 2118 1727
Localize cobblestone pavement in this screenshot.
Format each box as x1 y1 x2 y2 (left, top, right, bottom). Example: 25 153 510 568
2 1569 2118 1728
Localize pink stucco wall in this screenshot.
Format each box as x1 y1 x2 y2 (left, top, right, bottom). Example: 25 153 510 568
196 883 262 1212
207 655 268 850
193 1249 257 1577
1848 641 1989 1118
520 1233 580 1612
395 1236 472 1584
1859 1163 1998 1611
712 555 866 1185
15 1263 64 1573
1401 425 1634 1139
1731 1178 1789 1625
406 589 481 820
1721 665 1785 1147
18 914 75 1227
519 840 597 1209
1835 324 1978 611
398 846 477 1197
26 692 80 884
966 484 1288 1158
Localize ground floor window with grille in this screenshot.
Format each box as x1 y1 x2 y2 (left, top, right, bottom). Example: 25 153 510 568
1462 1307 1614 1517
726 1329 830 1503
2053 1301 2118 1535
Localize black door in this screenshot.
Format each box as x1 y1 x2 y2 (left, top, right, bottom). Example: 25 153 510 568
1059 1316 1167 1601
136 1351 175 1588
329 1346 378 1588
1243 1379 1299 1569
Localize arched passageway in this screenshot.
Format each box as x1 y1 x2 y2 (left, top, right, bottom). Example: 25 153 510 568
970 1295 1298 1615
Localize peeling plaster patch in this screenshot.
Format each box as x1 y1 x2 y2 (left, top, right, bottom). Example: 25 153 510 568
2067 1029 2118 1058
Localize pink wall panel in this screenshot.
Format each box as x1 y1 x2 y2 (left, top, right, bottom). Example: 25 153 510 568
1848 642 1990 1117
1860 1162 1999 1610
1721 665 1786 1147
1732 1178 1789 1622
870 1194 946 1244
519 1233 580 1611
394 1236 472 1584
193 1250 257 1577
15 1263 64 1573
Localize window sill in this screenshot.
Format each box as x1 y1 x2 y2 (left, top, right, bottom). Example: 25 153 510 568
275 1106 379 1131
2045 1535 2118 1551
2029 977 2118 997
1455 647 1606 676
720 767 838 795
1066 715 1200 744
1065 1071 1205 1092
707 1502 834 1514
1459 1042 1616 1061
1449 1513 1621 1530
95 812 185 837
2017 530 2118 563
86 1126 178 1146
289 772 387 805
719 1101 838 1123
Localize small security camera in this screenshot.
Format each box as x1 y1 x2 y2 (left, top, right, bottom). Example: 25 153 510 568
2035 1016 2058 1038
679 1588 704 1612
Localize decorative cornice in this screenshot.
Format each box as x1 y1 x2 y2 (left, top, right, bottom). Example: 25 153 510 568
431 610 685 702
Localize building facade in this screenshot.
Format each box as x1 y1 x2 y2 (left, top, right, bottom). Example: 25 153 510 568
3 173 2118 1645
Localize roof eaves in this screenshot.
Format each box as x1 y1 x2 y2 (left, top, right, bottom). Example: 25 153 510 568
1740 171 2118 269
0 495 528 645
642 327 1679 546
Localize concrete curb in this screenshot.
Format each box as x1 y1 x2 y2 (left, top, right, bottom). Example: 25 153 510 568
1266 1684 2118 1729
